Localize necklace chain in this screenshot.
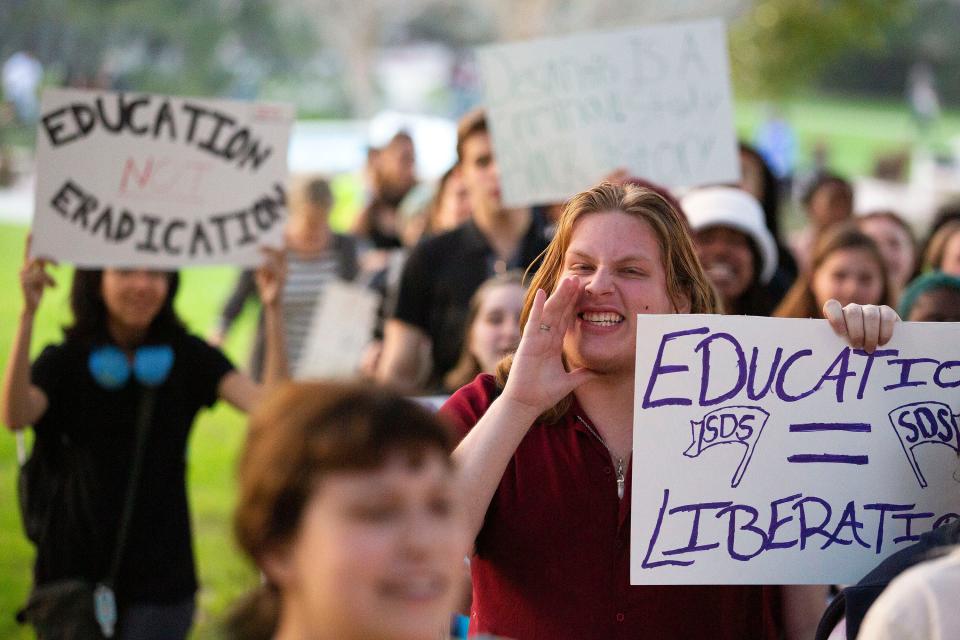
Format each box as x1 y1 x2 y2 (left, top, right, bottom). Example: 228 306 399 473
576 415 626 500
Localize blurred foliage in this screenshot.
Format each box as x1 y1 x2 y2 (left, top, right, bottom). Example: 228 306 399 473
818 0 960 106
0 0 315 98
0 0 951 119
730 0 913 99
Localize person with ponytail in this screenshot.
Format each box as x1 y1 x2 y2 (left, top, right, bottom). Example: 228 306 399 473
229 382 470 640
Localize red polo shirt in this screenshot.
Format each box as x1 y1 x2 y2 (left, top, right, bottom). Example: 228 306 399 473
441 374 782 640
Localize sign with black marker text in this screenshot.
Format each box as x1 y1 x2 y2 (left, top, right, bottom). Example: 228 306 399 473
631 316 960 584
476 19 739 207
31 88 294 268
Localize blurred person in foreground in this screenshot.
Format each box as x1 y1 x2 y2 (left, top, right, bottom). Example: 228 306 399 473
226 381 469 640
442 182 898 640
377 109 549 393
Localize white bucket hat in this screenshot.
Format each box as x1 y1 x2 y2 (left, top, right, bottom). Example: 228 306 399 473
680 186 779 284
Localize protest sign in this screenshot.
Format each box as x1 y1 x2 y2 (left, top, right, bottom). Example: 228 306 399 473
631 316 960 585
476 19 738 207
31 88 294 268
295 281 380 380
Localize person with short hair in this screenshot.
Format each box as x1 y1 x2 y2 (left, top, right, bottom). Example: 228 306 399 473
377 109 549 393
443 182 897 639
227 381 469 640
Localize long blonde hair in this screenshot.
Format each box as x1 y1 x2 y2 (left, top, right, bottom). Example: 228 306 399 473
496 182 721 422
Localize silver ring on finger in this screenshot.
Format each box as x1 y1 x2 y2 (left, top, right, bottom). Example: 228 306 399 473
539 323 551 332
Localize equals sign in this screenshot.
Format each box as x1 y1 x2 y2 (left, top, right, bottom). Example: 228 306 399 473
787 422 871 465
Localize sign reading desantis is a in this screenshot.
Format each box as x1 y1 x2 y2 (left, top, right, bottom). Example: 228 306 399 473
631 316 960 585
475 19 738 208
31 89 294 268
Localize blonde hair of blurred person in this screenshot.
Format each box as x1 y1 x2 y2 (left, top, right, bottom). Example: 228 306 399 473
923 218 960 277
228 382 469 640
443 271 525 393
856 210 918 299
776 223 893 319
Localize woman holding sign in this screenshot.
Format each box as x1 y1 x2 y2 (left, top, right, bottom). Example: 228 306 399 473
2 239 288 639
442 182 898 640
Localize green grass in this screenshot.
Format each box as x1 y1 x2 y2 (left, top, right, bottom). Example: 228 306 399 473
736 94 960 184
2 94 960 638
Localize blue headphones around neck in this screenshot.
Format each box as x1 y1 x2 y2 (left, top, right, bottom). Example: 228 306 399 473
88 345 175 390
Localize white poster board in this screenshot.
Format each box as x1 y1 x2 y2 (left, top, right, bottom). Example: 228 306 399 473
631 316 960 585
295 281 380 380
476 19 739 208
31 88 294 268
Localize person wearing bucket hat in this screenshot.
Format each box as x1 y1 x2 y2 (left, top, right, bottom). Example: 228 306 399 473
681 186 780 316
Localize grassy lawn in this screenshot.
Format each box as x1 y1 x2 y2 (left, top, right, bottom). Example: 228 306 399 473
0 94 959 638
736 94 960 177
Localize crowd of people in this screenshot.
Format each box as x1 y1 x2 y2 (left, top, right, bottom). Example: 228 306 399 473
3 97 960 640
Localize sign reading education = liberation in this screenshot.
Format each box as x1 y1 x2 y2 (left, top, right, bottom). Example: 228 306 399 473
31 88 294 268
476 19 739 207
632 316 960 585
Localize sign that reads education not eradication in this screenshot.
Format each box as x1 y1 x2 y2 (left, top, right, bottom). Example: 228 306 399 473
631 316 960 585
476 19 739 208
31 88 294 268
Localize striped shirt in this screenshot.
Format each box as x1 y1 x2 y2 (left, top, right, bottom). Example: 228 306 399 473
282 251 340 369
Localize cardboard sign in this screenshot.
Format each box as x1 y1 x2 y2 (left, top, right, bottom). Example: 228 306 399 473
476 19 738 207
631 316 960 585
31 88 294 268
295 281 380 380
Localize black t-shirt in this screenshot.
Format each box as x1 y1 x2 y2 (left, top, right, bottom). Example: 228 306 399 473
29 332 233 605
393 214 549 389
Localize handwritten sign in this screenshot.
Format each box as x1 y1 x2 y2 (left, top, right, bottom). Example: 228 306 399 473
631 316 960 585
476 19 738 207
295 281 380 380
31 88 294 268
